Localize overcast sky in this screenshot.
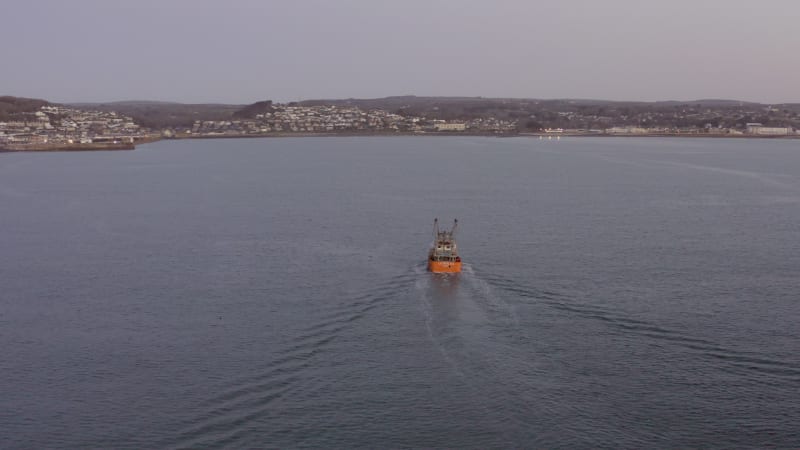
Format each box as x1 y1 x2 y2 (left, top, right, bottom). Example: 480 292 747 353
3 0 798 104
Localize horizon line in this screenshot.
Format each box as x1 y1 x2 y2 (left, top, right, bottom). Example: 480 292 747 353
4 93 800 106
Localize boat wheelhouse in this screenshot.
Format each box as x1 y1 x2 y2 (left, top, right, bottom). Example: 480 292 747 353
428 218 462 273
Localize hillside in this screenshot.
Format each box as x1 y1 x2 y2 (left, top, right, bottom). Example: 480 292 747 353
232 100 274 119
68 101 244 129
17 95 799 131
299 96 800 130
0 96 51 121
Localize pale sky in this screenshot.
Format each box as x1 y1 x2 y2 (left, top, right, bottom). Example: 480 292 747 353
2 0 798 104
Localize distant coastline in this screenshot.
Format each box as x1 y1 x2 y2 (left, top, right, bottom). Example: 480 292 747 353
3 131 800 153
171 131 800 140
3 95 799 152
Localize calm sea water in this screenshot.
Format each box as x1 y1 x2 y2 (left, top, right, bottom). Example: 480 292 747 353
1 136 799 448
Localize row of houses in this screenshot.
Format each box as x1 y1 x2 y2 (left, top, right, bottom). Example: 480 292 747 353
0 106 148 147
188 105 415 134
744 123 795 136
605 124 798 136
185 104 519 136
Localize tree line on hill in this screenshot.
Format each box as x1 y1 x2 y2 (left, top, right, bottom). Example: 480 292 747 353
0 96 50 121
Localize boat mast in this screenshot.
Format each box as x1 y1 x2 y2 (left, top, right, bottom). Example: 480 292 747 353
433 218 439 241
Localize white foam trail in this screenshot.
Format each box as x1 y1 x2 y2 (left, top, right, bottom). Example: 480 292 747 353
413 266 466 378
411 264 515 446
462 264 520 327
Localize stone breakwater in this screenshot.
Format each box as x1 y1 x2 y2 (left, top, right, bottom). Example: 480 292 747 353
0 142 135 152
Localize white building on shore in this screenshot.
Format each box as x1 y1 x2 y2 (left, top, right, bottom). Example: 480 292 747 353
746 123 793 135
434 122 466 131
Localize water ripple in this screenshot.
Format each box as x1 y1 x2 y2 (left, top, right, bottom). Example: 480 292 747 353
485 274 800 382
162 269 417 448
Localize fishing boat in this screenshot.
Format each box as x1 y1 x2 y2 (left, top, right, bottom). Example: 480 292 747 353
428 218 462 273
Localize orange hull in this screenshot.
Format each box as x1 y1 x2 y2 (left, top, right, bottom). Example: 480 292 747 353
428 260 462 273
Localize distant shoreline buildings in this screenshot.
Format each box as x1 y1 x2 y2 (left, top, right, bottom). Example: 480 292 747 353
183 104 515 137
0 105 149 150
2 100 798 151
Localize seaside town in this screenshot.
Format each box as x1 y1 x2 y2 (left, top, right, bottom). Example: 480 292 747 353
1 99 799 151
0 105 150 150
182 104 518 136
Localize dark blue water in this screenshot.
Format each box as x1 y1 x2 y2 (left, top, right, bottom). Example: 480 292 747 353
2 137 799 448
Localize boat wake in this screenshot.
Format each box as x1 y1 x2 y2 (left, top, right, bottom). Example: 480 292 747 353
462 264 520 327
412 263 517 447
414 265 467 378
162 269 416 449
482 273 800 382
414 263 532 375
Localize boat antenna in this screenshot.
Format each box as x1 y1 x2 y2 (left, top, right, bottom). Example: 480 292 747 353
451 218 458 236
